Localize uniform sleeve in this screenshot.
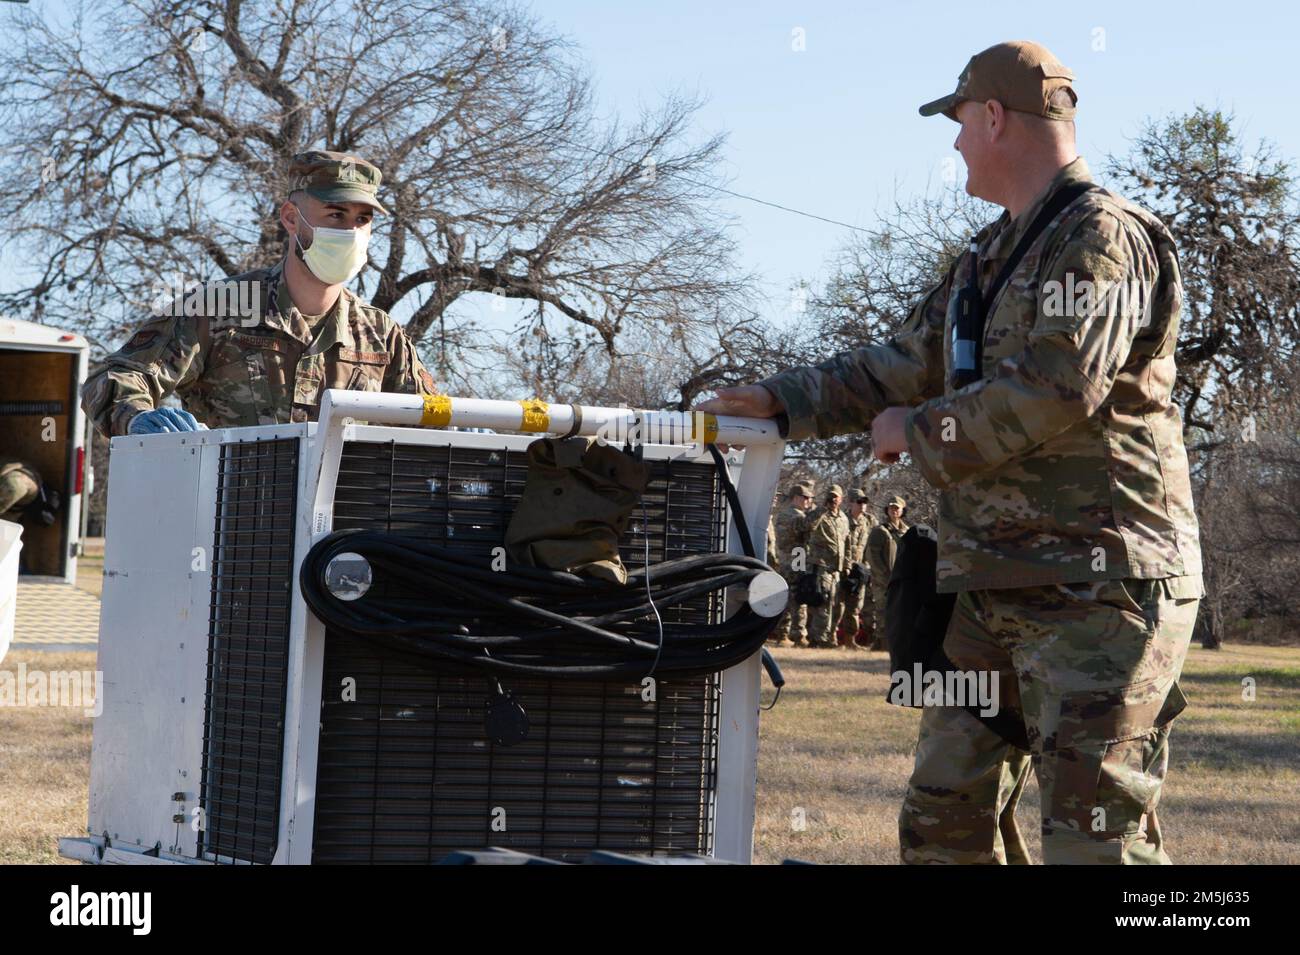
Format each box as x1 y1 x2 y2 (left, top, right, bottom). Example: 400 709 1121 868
383 323 439 397
755 263 956 441
80 315 205 437
903 211 1158 490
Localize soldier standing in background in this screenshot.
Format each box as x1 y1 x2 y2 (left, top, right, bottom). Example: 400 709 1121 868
805 484 850 648
772 482 814 647
699 40 1202 863
82 151 439 437
836 488 876 650
866 496 910 650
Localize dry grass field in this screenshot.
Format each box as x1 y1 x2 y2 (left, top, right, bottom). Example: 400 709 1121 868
2 640 1297 865
0 649 100 865
754 642 1300 864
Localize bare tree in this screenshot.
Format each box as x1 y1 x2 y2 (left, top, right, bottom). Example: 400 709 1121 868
1193 386 1300 648
0 0 754 399
1106 107 1300 433
815 187 992 350
490 300 778 410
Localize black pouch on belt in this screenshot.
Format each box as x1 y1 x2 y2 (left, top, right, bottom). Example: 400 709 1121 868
885 525 1030 751
795 566 829 607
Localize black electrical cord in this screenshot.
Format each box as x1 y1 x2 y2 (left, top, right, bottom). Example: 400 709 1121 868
299 443 785 681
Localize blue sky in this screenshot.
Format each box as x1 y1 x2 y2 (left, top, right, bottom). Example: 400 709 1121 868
6 0 1297 347
533 0 1300 326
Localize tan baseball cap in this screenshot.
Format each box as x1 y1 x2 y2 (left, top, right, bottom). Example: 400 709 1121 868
919 40 1077 123
850 488 869 503
789 482 814 498
826 484 844 498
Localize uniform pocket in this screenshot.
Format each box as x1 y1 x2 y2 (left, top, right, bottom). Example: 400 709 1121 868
1055 676 1178 749
332 346 388 393
1054 578 1156 631
1047 680 1185 836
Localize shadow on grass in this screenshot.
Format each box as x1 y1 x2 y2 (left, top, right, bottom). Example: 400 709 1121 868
1180 667 1300 690
1171 722 1299 771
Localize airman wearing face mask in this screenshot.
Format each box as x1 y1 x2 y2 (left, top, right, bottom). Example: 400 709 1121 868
82 150 440 436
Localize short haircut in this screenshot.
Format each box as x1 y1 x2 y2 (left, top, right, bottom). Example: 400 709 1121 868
1013 88 1076 142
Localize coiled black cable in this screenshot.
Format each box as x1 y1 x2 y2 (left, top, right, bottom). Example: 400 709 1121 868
299 445 783 680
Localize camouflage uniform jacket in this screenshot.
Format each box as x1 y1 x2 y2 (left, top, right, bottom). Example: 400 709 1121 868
773 504 808 571
866 520 908 583
805 506 849 573
82 259 438 437
846 511 874 565
759 158 1203 594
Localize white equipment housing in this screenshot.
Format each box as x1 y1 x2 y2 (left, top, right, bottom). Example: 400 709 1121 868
61 392 785 864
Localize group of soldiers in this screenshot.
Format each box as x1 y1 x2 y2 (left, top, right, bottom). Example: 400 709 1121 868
767 482 909 650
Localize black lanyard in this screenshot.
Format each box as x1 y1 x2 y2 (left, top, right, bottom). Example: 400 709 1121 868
951 180 1098 389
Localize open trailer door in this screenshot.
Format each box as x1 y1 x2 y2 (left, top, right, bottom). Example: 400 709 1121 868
0 316 90 585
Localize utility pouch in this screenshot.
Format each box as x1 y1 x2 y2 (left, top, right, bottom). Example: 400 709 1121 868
885 525 1030 751
795 566 829 607
504 435 651 584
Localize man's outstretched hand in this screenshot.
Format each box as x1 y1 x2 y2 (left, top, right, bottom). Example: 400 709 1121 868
693 385 782 451
694 384 780 419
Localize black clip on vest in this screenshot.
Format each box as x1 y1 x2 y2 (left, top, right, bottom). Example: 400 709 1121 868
949 180 1097 391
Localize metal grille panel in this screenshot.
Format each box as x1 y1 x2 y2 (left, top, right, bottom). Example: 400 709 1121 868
200 437 298 864
312 440 726 863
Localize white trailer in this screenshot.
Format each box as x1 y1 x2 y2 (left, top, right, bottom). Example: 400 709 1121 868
0 317 93 661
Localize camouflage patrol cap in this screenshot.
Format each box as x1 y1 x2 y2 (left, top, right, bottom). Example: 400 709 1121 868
287 150 388 213
850 488 869 503
826 484 844 498
919 40 1077 123
887 495 907 509
788 482 815 498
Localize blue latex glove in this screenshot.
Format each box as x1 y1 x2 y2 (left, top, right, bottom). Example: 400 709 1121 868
128 408 205 434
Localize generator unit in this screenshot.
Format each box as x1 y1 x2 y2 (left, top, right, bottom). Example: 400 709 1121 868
61 391 785 864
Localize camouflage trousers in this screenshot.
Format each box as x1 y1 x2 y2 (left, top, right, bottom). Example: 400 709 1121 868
869 580 888 649
0 469 39 520
807 569 844 646
899 576 1200 865
835 580 867 643
774 567 808 644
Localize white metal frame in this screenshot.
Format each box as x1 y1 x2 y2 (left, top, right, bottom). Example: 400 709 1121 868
64 391 786 865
